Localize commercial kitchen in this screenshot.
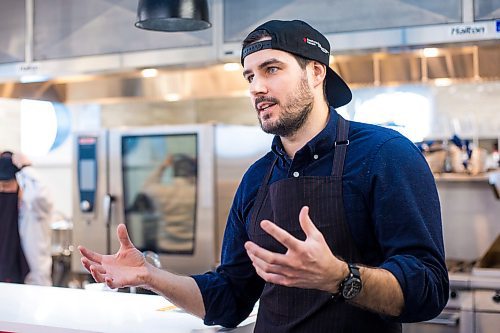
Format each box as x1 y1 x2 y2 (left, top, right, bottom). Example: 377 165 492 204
0 1 499 332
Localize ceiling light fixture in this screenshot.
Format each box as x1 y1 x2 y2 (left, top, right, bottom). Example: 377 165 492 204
422 48 440 58
434 78 453 86
164 93 181 101
223 63 241 72
141 68 158 77
135 0 211 32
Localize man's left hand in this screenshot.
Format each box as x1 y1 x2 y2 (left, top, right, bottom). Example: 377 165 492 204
244 206 348 293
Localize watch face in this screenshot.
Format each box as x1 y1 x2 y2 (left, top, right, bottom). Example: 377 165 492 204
342 278 362 300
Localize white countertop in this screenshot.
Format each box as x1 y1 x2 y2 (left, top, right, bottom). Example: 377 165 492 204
0 282 256 333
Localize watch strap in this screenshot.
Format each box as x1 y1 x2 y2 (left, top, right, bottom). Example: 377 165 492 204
348 263 361 279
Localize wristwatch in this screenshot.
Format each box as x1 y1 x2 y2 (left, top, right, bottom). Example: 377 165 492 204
339 263 362 300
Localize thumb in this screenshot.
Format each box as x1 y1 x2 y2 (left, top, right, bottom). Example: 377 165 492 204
117 224 134 250
299 206 320 238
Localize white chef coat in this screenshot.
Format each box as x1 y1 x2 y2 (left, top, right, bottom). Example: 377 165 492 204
16 166 53 286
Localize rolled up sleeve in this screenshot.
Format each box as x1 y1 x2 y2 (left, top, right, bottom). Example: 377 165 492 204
192 198 264 327
369 137 449 322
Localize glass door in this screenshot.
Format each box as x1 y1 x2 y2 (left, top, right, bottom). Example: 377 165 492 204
121 133 198 255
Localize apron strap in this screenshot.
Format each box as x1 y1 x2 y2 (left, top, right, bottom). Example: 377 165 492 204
250 156 277 226
331 115 350 178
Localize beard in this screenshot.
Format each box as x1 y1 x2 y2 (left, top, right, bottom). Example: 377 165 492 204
256 73 314 138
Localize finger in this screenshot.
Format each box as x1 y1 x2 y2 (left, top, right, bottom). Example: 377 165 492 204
298 206 321 238
253 264 290 286
81 257 101 273
247 249 285 275
78 245 102 264
259 220 302 251
248 249 300 281
105 276 124 290
245 241 288 266
81 257 92 273
105 277 118 289
89 265 105 283
88 261 106 275
117 224 134 250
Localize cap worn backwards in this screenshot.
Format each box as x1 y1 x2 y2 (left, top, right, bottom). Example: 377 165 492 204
241 20 352 108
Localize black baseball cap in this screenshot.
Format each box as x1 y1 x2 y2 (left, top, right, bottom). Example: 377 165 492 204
241 20 352 108
0 152 19 181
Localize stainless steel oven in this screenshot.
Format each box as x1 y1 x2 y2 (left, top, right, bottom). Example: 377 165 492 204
474 289 500 333
72 125 217 275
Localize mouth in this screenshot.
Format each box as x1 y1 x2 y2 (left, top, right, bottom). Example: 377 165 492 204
256 101 277 115
255 96 279 121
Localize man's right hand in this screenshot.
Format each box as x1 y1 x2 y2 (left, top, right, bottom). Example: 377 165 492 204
78 224 151 289
79 223 207 319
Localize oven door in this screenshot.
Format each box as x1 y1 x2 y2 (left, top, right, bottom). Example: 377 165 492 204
474 290 500 333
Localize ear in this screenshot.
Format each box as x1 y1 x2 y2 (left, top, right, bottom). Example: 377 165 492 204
310 61 327 89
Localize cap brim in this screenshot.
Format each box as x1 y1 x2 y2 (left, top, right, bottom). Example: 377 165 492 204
325 67 352 108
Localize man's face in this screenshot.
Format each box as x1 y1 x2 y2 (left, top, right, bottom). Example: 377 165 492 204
243 48 314 137
0 179 18 193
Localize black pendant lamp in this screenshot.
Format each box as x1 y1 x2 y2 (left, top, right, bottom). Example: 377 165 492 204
135 0 211 32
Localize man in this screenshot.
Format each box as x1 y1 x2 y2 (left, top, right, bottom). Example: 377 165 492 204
79 20 448 332
0 151 53 286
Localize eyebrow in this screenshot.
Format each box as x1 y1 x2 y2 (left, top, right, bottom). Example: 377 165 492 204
242 58 285 78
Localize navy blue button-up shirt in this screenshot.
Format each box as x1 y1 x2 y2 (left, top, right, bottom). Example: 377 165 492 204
192 108 449 327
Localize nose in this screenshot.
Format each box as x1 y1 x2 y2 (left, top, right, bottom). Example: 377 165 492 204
249 76 268 97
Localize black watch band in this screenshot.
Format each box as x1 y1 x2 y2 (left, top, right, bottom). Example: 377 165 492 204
348 264 361 279
338 263 362 300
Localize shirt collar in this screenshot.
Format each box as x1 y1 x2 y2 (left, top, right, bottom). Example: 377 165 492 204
271 107 339 160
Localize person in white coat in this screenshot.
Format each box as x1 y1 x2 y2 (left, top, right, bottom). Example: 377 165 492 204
0 151 53 286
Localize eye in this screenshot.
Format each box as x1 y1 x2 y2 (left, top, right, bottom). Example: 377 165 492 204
266 66 278 74
245 74 254 83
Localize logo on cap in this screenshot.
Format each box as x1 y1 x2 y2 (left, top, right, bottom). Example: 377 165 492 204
303 37 328 54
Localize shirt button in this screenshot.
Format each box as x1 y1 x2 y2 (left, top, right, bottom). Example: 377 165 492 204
293 171 300 177
313 154 319 159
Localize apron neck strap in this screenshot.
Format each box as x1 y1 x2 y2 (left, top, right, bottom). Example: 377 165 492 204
331 115 350 177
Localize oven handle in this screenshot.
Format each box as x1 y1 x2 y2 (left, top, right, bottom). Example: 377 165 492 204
103 194 115 255
424 311 460 326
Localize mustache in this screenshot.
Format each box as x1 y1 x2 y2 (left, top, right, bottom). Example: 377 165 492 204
254 96 279 110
